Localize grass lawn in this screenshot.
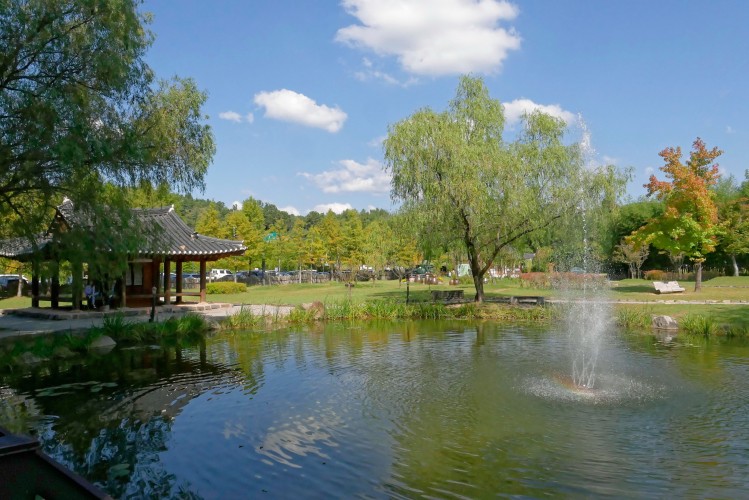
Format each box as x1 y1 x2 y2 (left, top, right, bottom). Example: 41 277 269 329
2 276 747 325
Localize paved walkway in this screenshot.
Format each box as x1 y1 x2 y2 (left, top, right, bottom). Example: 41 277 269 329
0 303 294 341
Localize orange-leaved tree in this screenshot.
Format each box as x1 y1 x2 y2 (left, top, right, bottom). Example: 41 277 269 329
630 138 722 291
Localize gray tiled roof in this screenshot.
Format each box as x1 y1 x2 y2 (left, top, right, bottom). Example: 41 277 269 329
0 234 52 259
0 200 246 260
131 205 246 258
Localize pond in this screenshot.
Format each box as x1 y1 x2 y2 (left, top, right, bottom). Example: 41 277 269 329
1 318 749 498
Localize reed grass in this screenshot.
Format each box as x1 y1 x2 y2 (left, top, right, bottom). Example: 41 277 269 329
615 307 654 330
680 314 719 337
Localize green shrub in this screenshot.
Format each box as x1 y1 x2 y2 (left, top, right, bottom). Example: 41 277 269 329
101 313 132 338
644 269 666 281
616 307 653 330
681 314 718 337
207 282 247 294
175 313 210 335
219 305 262 330
723 324 749 338
288 306 318 323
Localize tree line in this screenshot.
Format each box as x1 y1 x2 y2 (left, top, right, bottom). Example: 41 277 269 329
0 2 746 301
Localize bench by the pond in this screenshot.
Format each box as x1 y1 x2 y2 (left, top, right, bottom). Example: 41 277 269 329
653 281 685 294
431 290 464 303
510 296 546 306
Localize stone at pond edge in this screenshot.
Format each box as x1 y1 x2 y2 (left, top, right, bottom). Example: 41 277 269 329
652 315 678 331
52 346 77 359
301 301 325 320
89 335 117 353
14 351 44 366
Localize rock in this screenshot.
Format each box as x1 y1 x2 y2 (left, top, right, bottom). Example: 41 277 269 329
301 301 325 320
15 351 44 366
52 346 77 359
89 335 116 353
652 315 678 331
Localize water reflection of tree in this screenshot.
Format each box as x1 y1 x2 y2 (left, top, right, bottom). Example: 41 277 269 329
0 338 246 498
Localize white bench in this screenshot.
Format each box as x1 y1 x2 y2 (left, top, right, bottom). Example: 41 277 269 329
653 281 685 294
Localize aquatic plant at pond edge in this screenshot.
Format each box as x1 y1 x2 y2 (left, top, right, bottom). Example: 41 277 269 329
219 305 263 330
615 307 654 330
681 314 718 337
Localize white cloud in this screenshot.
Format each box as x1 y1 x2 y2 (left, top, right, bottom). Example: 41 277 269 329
231 201 243 210
645 167 655 176
300 158 391 194
311 202 353 214
502 99 576 125
336 0 521 76
279 205 301 216
601 155 619 165
253 89 347 133
219 111 243 123
368 135 387 147
354 58 419 86
726 125 734 134
246 112 255 124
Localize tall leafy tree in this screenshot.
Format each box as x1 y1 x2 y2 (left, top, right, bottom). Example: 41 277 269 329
631 138 722 291
341 209 365 276
319 211 343 278
384 75 621 301
0 0 214 241
363 220 394 283
718 174 749 276
612 239 649 279
195 204 223 238
240 197 266 270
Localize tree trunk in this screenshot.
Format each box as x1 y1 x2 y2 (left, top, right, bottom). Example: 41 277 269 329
16 274 23 297
473 273 485 302
694 260 703 292
731 254 739 277
467 247 484 302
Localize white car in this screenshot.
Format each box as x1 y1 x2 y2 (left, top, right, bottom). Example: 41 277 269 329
209 269 232 280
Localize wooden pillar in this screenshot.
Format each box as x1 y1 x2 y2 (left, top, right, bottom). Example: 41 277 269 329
51 262 60 309
175 261 183 304
120 270 127 308
71 260 83 311
199 260 206 303
149 260 157 294
31 260 40 308
164 257 171 305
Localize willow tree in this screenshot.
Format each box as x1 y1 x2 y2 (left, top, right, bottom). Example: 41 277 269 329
0 0 214 241
384 76 619 302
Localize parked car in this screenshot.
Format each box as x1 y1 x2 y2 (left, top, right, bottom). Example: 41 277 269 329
0 275 29 296
209 269 232 280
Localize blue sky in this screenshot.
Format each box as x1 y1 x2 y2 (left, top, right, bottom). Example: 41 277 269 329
143 0 749 215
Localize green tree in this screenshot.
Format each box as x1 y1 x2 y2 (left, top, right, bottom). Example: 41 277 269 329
0 0 214 239
302 225 326 271
384 75 621 301
195 204 223 237
241 197 266 270
612 239 649 279
631 138 722 291
364 220 394 283
341 209 365 280
319 211 344 279
718 174 749 276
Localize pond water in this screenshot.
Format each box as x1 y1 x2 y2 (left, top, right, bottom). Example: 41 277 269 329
1 320 749 498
